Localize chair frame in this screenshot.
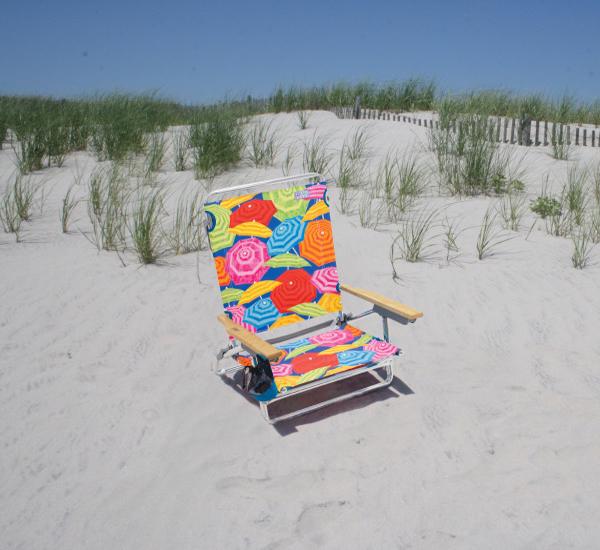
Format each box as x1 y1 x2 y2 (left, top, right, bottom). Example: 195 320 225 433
206 173 421 424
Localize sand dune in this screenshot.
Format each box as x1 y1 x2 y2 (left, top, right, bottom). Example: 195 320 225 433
2 111 600 549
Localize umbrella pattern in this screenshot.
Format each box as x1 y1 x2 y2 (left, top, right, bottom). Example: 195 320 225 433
243 298 280 330
308 328 354 346
299 219 336 266
271 270 316 313
225 305 256 333
234 323 400 392
364 340 399 361
310 267 339 294
215 256 230 287
266 216 306 256
336 349 376 367
225 238 270 285
205 203 235 252
230 199 277 227
205 181 341 335
263 186 310 221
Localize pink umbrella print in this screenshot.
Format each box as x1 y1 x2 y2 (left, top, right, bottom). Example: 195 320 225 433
310 267 339 294
225 305 257 333
225 237 270 286
309 328 354 346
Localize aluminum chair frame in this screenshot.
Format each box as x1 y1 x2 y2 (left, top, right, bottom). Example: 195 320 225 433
206 173 420 424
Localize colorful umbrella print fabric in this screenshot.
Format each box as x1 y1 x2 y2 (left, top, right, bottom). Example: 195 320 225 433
299 219 336 266
225 237 270 286
204 181 341 332
243 298 280 330
267 216 306 256
310 267 339 294
235 324 400 391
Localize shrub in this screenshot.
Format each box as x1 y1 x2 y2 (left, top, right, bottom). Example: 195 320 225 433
530 196 561 219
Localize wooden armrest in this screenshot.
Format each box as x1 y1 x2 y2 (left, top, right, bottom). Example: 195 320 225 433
217 314 283 362
340 283 423 322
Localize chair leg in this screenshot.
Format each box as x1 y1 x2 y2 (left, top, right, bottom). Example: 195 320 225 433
259 401 273 424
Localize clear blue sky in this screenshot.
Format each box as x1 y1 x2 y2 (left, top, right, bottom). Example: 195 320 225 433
2 0 599 104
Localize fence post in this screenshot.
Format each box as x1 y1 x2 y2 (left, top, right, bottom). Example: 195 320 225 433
510 118 516 144
353 96 361 119
496 117 501 142
544 121 548 146
575 127 580 146
583 128 587 146
535 120 540 145
566 125 571 145
593 130 596 147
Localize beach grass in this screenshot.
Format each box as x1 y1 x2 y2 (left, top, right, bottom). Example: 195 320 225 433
130 187 165 264
247 119 279 167
60 185 80 233
190 109 245 178
392 209 437 263
476 207 513 259
302 131 332 175
167 188 207 255
297 111 310 130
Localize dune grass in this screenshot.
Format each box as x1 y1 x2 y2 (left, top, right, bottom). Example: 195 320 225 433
498 191 526 231
190 109 245 178
281 144 297 176
144 132 167 176
297 111 310 130
86 164 129 251
571 228 594 269
429 102 525 197
271 79 436 113
247 119 279 167
392 209 437 263
173 128 190 172
130 187 165 264
302 132 332 175
0 114 7 150
60 185 80 233
442 217 462 263
0 185 23 241
476 208 513 260
167 189 207 255
551 128 571 160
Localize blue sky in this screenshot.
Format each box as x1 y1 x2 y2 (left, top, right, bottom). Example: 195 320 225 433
2 0 599 103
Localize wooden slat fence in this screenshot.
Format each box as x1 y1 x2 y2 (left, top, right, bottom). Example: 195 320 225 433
330 106 600 148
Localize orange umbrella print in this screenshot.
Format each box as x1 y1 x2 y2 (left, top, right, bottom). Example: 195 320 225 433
299 219 336 266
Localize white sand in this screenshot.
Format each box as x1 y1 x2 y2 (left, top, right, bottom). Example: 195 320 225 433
2 112 600 549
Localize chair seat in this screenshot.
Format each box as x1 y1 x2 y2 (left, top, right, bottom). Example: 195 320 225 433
236 324 399 392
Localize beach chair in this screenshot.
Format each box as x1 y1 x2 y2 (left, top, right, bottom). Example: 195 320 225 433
204 173 422 423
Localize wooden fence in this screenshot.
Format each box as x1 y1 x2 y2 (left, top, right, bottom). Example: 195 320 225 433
331 106 600 148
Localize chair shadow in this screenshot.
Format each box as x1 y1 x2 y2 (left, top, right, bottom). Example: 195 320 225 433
220 371 414 436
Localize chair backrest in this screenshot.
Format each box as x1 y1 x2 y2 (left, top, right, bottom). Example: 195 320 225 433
204 174 342 334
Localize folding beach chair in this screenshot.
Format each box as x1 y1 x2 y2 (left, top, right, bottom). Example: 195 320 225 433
204 173 423 423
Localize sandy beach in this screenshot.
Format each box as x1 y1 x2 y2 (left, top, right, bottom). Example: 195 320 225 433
2 110 600 549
